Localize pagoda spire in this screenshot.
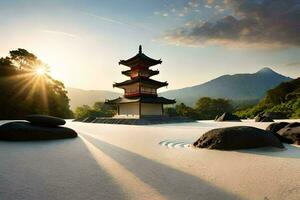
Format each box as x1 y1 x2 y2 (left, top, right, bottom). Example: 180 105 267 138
139 45 142 54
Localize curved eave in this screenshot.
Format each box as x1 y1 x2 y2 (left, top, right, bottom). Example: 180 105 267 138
105 97 139 104
141 97 176 104
105 97 176 105
119 53 162 67
113 78 168 88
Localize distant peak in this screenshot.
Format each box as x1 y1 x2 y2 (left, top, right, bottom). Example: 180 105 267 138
256 67 276 74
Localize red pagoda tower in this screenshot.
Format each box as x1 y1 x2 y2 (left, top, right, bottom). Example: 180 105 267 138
107 45 175 118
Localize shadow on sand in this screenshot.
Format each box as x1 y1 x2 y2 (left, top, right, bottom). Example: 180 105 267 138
81 133 243 200
0 138 126 200
237 144 300 159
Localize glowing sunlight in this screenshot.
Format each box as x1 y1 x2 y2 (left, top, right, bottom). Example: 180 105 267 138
35 67 47 76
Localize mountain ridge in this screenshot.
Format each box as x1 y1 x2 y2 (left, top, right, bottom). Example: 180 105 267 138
67 67 292 109
161 67 292 106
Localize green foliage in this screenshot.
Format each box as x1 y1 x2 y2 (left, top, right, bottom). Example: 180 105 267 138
235 78 300 119
164 107 178 117
0 48 73 119
169 97 234 120
74 102 116 119
175 103 198 119
195 97 233 120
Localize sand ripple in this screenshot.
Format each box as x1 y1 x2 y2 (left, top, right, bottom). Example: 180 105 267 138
159 140 191 149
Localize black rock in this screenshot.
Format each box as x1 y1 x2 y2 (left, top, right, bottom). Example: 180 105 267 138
255 114 274 122
0 122 77 141
285 122 300 128
193 126 284 150
277 127 300 145
216 112 241 122
263 112 287 119
214 115 219 121
26 115 66 126
266 122 289 133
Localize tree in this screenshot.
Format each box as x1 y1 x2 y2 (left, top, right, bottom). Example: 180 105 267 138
195 97 233 120
175 103 198 119
74 102 116 119
75 105 92 119
0 48 73 119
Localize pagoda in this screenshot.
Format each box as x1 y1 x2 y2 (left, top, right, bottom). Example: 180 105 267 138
106 45 175 118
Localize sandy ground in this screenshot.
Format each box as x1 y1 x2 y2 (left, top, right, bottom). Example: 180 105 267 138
0 120 299 200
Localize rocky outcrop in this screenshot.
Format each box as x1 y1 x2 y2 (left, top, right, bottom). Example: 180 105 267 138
277 127 300 145
215 113 241 122
266 122 300 144
263 112 287 119
266 122 289 133
26 115 66 126
254 114 274 122
193 126 284 150
0 121 77 141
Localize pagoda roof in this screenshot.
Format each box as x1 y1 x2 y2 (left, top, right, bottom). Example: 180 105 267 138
121 69 159 77
106 96 176 105
119 45 162 67
113 77 168 88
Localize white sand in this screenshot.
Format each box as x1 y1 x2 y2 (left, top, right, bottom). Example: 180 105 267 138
0 120 299 200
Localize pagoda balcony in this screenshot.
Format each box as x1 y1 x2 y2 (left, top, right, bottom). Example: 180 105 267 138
124 91 157 98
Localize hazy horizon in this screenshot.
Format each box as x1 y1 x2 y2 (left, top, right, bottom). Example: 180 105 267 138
0 0 299 91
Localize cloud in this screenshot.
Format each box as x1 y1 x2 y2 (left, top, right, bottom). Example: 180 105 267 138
42 30 80 39
83 12 126 26
83 12 153 33
286 62 300 67
163 0 300 48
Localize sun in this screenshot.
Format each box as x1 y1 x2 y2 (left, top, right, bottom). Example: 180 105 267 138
35 67 46 76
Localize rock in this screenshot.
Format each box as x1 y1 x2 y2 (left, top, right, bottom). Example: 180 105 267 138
263 112 287 119
216 112 241 122
266 122 289 133
285 122 300 128
0 122 77 141
193 126 284 150
26 115 66 126
277 127 300 145
214 115 219 121
255 114 274 122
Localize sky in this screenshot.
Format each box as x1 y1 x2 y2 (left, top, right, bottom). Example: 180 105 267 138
0 0 299 92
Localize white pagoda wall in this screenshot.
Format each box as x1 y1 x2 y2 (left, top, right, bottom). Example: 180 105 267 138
119 103 139 117
141 103 162 116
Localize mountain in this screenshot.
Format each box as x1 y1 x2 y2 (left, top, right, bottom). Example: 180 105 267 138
161 67 292 106
67 87 120 110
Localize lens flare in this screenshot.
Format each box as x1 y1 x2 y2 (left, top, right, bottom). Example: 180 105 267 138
36 67 46 76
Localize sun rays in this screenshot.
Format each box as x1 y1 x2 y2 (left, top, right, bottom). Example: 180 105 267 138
7 66 50 110
80 135 166 200
35 67 47 76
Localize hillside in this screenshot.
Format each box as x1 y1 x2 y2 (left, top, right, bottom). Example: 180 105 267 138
67 87 120 110
235 77 300 118
161 67 292 106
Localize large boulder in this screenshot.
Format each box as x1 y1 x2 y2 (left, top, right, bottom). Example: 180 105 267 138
277 127 300 145
263 112 287 119
254 114 274 122
216 113 241 122
26 115 66 126
285 122 300 128
266 122 289 133
193 126 284 150
0 122 77 141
